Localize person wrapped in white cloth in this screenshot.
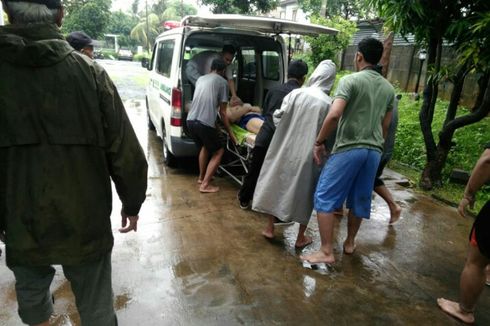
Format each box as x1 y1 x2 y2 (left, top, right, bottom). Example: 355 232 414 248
252 60 337 248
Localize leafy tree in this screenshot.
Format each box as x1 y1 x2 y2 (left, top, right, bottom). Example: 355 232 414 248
107 10 138 36
305 15 357 67
201 0 278 14
298 0 374 20
63 0 111 15
107 10 139 48
161 0 197 20
130 13 160 51
152 0 167 17
369 0 490 189
62 0 112 39
131 0 139 15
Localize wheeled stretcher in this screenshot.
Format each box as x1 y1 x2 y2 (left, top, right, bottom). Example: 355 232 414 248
218 125 256 185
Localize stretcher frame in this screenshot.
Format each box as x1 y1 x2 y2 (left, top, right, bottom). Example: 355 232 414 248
218 129 254 186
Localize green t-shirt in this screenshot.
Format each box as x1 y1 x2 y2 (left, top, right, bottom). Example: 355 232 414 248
332 69 395 154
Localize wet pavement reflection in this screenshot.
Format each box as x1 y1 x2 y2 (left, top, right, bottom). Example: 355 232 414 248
1 61 488 325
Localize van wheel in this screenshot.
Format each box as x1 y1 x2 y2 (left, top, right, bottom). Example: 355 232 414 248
162 134 177 167
146 100 155 131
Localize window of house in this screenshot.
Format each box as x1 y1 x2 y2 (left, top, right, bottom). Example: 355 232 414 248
156 39 174 77
262 51 280 81
292 9 298 21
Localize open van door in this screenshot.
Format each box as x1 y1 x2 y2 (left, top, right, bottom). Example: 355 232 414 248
181 14 338 36
182 14 338 63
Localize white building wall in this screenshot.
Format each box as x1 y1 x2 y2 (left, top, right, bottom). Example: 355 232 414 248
270 1 310 24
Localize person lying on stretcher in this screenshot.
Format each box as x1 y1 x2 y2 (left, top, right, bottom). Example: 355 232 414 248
226 99 265 134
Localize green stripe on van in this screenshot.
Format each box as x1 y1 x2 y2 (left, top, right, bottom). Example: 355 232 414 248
159 83 171 95
150 79 171 96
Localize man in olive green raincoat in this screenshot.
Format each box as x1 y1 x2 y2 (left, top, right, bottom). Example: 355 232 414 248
0 1 148 325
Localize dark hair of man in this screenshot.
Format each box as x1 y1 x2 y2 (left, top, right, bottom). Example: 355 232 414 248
222 44 236 55
287 59 308 79
211 58 227 72
357 37 384 65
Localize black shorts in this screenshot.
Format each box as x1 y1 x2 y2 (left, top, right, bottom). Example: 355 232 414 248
187 120 224 153
470 200 490 259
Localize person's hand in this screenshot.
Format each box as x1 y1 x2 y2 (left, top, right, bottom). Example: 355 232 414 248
230 96 243 107
313 144 327 165
119 210 139 233
458 195 474 217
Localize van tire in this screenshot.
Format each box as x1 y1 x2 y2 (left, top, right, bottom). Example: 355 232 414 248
146 99 155 131
162 133 177 167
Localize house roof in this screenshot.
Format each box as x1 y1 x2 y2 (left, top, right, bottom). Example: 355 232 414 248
351 20 416 46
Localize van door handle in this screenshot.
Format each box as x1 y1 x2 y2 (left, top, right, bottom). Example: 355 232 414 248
160 94 170 104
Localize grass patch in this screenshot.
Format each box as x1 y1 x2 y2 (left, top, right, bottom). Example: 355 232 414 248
388 161 486 214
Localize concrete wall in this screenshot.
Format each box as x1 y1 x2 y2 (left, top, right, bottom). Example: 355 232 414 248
343 45 480 108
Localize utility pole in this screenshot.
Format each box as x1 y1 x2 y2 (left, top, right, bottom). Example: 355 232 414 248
145 0 150 52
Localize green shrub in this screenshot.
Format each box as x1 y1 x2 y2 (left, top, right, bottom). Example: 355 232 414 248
100 49 117 60
133 52 151 62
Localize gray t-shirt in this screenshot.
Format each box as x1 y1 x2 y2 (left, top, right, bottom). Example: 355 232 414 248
185 51 233 86
187 73 228 128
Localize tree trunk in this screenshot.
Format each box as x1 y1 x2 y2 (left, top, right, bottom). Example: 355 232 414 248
380 32 394 78
427 75 490 183
419 37 441 189
443 64 468 128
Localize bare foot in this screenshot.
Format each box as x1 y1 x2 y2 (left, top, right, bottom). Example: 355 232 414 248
389 204 402 225
437 298 475 324
199 185 219 193
262 229 274 239
300 250 335 264
343 241 356 254
198 177 214 184
295 236 312 248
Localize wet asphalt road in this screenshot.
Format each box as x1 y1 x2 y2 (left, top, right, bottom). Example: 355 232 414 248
1 60 489 325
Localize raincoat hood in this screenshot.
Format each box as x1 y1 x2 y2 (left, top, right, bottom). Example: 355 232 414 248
305 60 336 94
0 23 73 67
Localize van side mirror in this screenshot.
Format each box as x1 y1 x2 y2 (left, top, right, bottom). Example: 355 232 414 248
141 58 149 69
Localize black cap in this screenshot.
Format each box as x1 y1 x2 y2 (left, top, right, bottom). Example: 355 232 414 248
66 31 94 51
6 0 62 9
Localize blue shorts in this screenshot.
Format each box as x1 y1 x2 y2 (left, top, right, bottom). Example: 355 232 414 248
238 113 264 129
314 148 381 219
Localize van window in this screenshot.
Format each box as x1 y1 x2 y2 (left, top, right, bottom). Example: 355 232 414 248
156 40 175 77
263 51 280 81
241 48 256 81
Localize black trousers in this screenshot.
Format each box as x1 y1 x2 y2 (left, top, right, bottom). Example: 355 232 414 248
239 145 268 203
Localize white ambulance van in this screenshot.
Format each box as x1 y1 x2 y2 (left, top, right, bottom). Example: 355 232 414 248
145 14 337 166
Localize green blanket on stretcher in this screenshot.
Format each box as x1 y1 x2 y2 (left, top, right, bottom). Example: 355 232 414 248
231 124 253 145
